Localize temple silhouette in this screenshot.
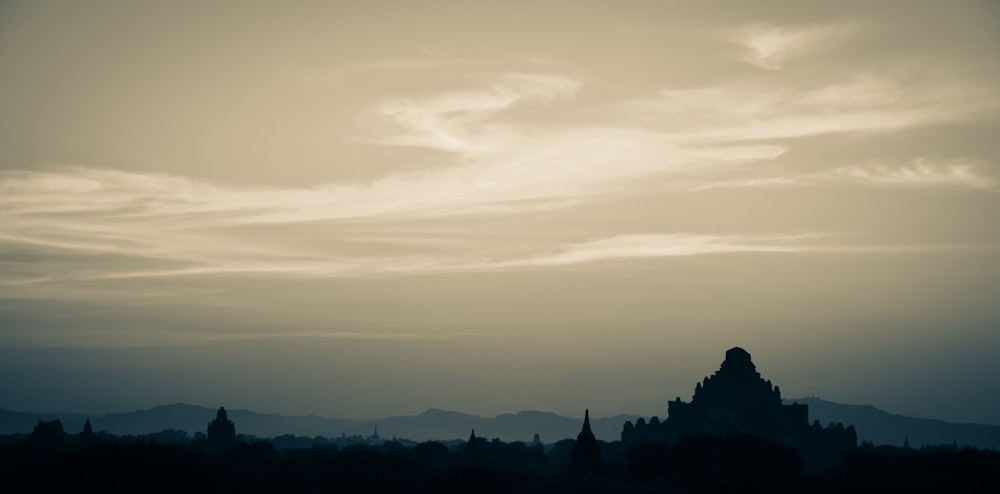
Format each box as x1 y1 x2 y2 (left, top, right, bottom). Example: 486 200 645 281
570 409 600 477
6 348 1000 491
79 418 96 443
206 406 237 447
622 347 856 464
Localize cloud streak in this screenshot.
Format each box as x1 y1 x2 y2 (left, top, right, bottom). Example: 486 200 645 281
2 56 997 289
739 22 856 70
693 158 998 192
822 159 998 190
374 73 580 153
0 231 821 285
484 234 805 268
619 76 997 143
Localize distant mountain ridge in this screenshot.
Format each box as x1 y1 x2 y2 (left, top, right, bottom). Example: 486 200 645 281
784 397 1000 450
0 404 635 442
3 399 999 448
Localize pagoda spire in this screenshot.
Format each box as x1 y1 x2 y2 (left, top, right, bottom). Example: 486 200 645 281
79 418 96 443
207 406 236 447
571 408 600 476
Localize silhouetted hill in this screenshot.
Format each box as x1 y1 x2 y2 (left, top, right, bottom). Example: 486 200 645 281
95 403 222 435
356 408 481 441
0 407 89 435
95 404 366 437
0 404 364 438
357 409 635 442
0 405 632 441
787 397 1000 450
7 400 998 448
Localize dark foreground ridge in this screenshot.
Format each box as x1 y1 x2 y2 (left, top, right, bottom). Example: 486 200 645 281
2 347 997 493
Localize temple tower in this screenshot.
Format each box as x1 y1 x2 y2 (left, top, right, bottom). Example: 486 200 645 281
571 409 601 477
207 406 236 446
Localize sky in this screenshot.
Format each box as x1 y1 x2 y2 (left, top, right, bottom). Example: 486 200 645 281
1 1 999 426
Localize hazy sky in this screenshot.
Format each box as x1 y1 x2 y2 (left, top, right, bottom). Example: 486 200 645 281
2 1 999 426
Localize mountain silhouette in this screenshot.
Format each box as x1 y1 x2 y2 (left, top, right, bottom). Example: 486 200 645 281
786 396 1000 450
4 399 999 448
333 409 637 442
0 404 364 438
0 405 633 442
0 408 89 435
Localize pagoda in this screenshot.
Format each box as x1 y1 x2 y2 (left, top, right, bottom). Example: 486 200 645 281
207 406 237 446
622 347 856 456
570 409 601 476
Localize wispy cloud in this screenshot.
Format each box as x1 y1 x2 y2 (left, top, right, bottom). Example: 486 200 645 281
2 59 996 289
693 158 998 192
0 148 786 284
739 22 856 70
822 159 998 190
0 70 798 287
0 230 821 285
484 234 807 268
0 143 782 228
374 73 580 153
619 76 997 142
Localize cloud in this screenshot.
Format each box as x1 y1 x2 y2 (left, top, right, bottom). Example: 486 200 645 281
0 141 782 228
484 234 806 268
2 63 995 289
0 148 787 284
739 23 856 70
822 159 998 190
692 158 998 192
689 177 805 192
619 76 997 143
1 70 801 287
0 230 820 286
374 73 580 153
